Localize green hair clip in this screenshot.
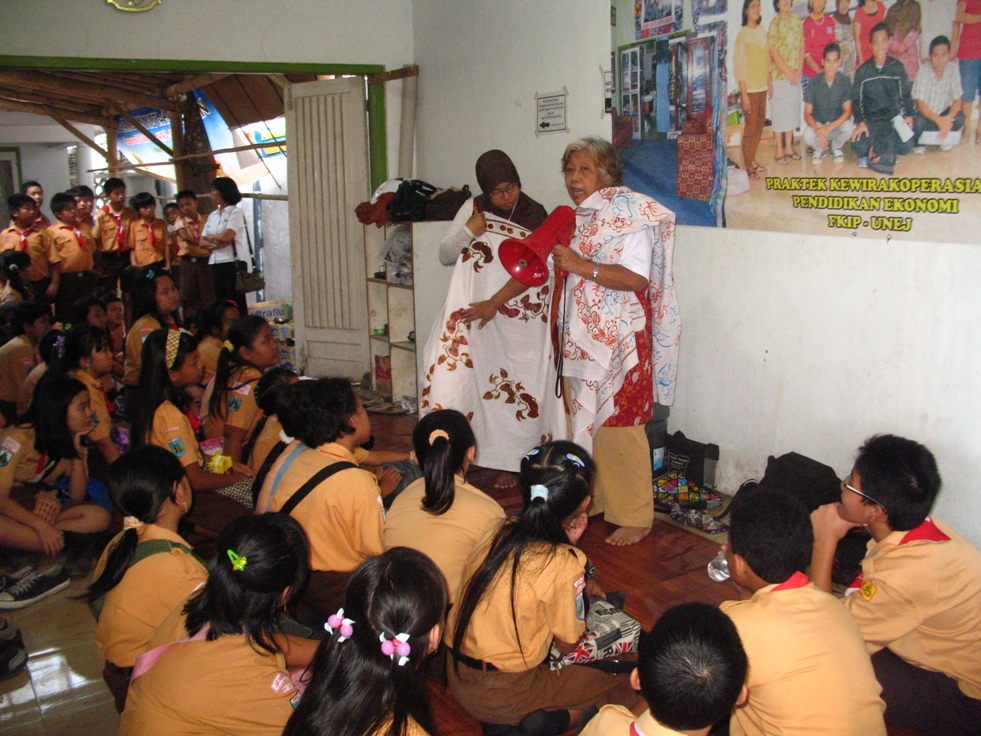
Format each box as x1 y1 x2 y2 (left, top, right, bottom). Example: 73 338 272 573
227 548 247 571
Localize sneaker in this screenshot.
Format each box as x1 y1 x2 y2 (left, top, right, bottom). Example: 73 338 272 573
0 565 70 610
832 149 845 164
812 149 825 164
858 156 869 168
0 616 23 650
0 566 35 595
869 159 895 175
941 143 955 151
0 639 27 681
912 146 926 155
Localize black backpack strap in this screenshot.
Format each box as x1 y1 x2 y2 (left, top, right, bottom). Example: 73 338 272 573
279 461 357 516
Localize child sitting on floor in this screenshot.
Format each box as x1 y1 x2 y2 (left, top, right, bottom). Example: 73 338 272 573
86 446 206 713
284 547 448 736
580 601 748 736
722 485 886 736
384 409 504 605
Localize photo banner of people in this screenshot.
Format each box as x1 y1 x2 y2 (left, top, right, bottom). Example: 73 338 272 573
621 0 975 244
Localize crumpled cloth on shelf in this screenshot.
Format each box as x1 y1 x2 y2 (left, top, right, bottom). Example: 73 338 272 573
379 224 412 284
356 191 395 227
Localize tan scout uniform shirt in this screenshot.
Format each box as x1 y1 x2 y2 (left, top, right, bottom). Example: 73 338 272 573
69 369 112 444
93 524 207 668
149 401 203 470
0 284 23 305
201 365 262 440
94 205 137 253
16 362 46 417
174 215 209 258
118 629 296 736
0 224 57 278
844 517 981 699
265 442 384 572
248 414 283 476
196 335 222 388
128 218 168 267
580 706 687 736
0 335 37 403
0 425 74 492
385 477 505 604
44 222 93 273
722 573 886 736
123 315 162 387
451 533 588 673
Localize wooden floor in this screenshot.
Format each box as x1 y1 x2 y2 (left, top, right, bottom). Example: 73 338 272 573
369 412 740 736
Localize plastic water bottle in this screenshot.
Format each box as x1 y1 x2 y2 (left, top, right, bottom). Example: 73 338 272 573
707 549 730 582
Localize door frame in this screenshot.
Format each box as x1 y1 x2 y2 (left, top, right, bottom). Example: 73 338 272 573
0 54 390 189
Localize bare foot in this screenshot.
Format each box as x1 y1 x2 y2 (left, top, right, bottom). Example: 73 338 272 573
493 471 519 491
605 525 651 546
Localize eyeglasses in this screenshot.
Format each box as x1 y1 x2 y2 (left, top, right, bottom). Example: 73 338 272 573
841 476 881 507
489 183 518 199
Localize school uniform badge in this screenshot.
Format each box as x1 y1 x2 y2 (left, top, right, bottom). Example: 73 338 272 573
859 580 877 602
228 396 242 413
168 438 186 457
0 449 11 467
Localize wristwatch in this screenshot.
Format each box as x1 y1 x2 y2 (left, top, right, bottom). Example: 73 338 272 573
591 263 600 280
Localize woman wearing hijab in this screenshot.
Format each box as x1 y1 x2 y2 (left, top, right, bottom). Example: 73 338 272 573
420 150 566 491
885 0 921 82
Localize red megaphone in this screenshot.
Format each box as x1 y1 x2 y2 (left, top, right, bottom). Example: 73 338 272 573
498 206 576 286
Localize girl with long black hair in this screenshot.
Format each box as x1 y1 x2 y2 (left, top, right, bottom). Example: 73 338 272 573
86 446 205 713
123 268 179 386
128 328 252 532
284 547 447 736
191 298 239 388
119 514 309 734
0 249 32 304
448 441 639 733
201 314 279 463
384 409 504 605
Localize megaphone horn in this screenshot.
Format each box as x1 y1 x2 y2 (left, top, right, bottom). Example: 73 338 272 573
498 206 576 287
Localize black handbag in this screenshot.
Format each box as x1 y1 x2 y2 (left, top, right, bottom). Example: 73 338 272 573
234 222 265 293
386 179 438 222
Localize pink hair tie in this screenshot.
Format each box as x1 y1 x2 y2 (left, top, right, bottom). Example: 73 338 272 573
379 632 411 666
325 608 355 641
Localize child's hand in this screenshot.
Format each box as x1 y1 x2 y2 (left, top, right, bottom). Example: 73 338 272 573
811 502 862 544
564 512 588 545
378 467 403 497
585 578 605 600
36 522 65 556
33 490 61 524
230 462 254 477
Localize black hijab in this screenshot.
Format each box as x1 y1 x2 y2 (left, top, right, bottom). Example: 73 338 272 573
472 150 548 231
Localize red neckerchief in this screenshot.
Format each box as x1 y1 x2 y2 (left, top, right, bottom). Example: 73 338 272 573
183 216 202 240
36 452 49 476
102 204 124 249
772 571 810 591
70 225 87 251
847 517 950 592
629 722 646 736
15 225 34 251
143 220 157 255
185 408 201 433
33 215 45 229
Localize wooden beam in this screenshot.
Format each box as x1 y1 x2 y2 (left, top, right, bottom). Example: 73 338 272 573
110 102 173 156
0 87 106 119
163 73 229 98
267 74 291 89
168 110 185 190
0 71 176 112
366 64 419 85
0 96 111 126
43 106 111 160
85 138 286 172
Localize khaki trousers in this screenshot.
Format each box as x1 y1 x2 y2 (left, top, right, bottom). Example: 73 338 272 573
590 424 654 528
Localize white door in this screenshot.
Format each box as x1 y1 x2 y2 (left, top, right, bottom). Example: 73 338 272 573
285 77 369 378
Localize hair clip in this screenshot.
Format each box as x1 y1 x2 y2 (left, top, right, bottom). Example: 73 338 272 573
226 548 247 571
165 328 181 369
525 448 540 458
53 334 66 360
566 453 585 468
326 608 355 641
223 339 235 351
145 268 156 280
428 429 449 445
530 484 549 502
122 515 145 531
380 632 411 666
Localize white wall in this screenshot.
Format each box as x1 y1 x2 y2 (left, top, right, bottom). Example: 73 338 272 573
672 225 981 546
411 0 611 208
0 0 414 181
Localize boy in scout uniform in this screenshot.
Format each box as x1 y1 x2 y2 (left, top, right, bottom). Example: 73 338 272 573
20 181 50 230
0 194 59 302
723 486 886 736
127 192 169 271
580 602 748 736
45 192 95 323
173 189 214 315
92 178 136 296
811 434 981 736
0 301 50 423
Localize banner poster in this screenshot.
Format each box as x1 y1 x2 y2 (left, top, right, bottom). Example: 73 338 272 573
114 108 176 181
627 0 973 245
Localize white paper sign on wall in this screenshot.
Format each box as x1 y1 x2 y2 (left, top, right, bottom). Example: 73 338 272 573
536 93 567 133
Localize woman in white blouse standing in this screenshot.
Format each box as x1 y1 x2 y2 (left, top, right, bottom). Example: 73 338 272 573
200 177 247 313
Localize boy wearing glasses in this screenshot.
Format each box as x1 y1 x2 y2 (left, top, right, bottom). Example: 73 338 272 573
811 435 981 736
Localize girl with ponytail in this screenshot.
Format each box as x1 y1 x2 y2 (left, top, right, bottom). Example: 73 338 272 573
284 547 447 736
0 249 32 304
202 314 279 463
85 446 205 712
448 441 639 733
384 409 504 604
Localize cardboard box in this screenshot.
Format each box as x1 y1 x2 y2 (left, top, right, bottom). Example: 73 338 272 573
271 321 293 342
374 354 392 397
248 300 291 321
